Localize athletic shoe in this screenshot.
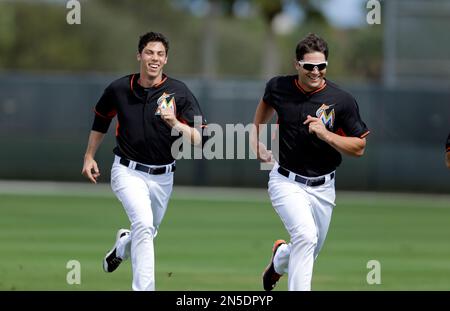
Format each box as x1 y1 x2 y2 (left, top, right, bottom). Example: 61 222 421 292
262 239 286 291
103 228 130 273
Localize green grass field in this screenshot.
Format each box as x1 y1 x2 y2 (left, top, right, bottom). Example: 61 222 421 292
0 183 449 291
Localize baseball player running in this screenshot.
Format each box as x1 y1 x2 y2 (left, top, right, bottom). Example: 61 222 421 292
81 32 206 291
251 33 369 291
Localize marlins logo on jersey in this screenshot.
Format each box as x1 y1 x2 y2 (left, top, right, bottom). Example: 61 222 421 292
155 92 175 115
316 103 335 130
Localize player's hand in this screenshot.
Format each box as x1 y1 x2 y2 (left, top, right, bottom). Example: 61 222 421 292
159 106 177 128
303 115 329 141
257 142 274 163
82 157 100 184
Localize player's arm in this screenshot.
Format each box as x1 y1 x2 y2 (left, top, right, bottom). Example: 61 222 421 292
82 130 106 184
250 100 276 162
173 120 202 146
83 85 116 183
159 106 202 145
324 133 366 157
304 115 366 157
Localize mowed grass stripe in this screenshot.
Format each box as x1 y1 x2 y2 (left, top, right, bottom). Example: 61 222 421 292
0 191 449 290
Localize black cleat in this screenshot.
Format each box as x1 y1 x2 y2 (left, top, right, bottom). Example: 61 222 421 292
103 229 130 273
262 239 286 291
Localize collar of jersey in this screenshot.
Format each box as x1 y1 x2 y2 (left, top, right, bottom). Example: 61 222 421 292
294 78 327 96
130 73 168 93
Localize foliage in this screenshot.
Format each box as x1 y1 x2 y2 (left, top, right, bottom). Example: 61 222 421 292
0 0 382 81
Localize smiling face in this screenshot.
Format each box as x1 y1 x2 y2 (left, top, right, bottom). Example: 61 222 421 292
295 51 327 92
137 41 168 82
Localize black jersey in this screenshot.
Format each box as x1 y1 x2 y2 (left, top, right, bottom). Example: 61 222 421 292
92 73 207 165
263 75 369 177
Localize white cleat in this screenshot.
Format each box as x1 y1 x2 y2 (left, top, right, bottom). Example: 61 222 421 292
103 229 130 273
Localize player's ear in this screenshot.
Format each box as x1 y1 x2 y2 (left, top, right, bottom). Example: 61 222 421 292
294 59 300 70
163 55 168 65
137 52 141 62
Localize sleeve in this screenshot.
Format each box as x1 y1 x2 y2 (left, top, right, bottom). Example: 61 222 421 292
338 97 370 139
91 86 117 133
262 77 276 108
177 88 207 128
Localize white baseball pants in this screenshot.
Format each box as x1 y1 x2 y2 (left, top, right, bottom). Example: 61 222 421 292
268 162 336 291
110 155 173 291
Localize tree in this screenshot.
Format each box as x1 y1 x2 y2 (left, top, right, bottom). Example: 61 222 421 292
202 0 220 79
254 0 283 78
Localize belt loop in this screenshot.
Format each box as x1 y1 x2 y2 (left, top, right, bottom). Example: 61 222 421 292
288 171 295 182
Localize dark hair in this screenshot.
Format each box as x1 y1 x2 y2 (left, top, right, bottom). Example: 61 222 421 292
138 32 169 54
295 33 328 61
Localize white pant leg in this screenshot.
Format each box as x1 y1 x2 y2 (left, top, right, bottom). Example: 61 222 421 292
307 182 335 259
268 171 317 291
111 162 173 291
268 164 335 291
146 175 174 236
114 174 173 262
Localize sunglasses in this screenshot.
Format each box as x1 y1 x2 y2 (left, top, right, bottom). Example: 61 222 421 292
298 61 328 71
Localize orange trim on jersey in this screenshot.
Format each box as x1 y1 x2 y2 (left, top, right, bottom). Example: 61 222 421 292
132 73 167 90
336 128 370 139
115 121 120 137
130 74 135 92
177 117 188 125
294 79 306 94
153 75 168 88
94 108 116 119
310 83 327 95
336 128 347 137
294 79 327 95
360 130 370 138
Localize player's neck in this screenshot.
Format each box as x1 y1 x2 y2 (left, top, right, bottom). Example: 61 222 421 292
138 73 163 88
297 77 325 93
